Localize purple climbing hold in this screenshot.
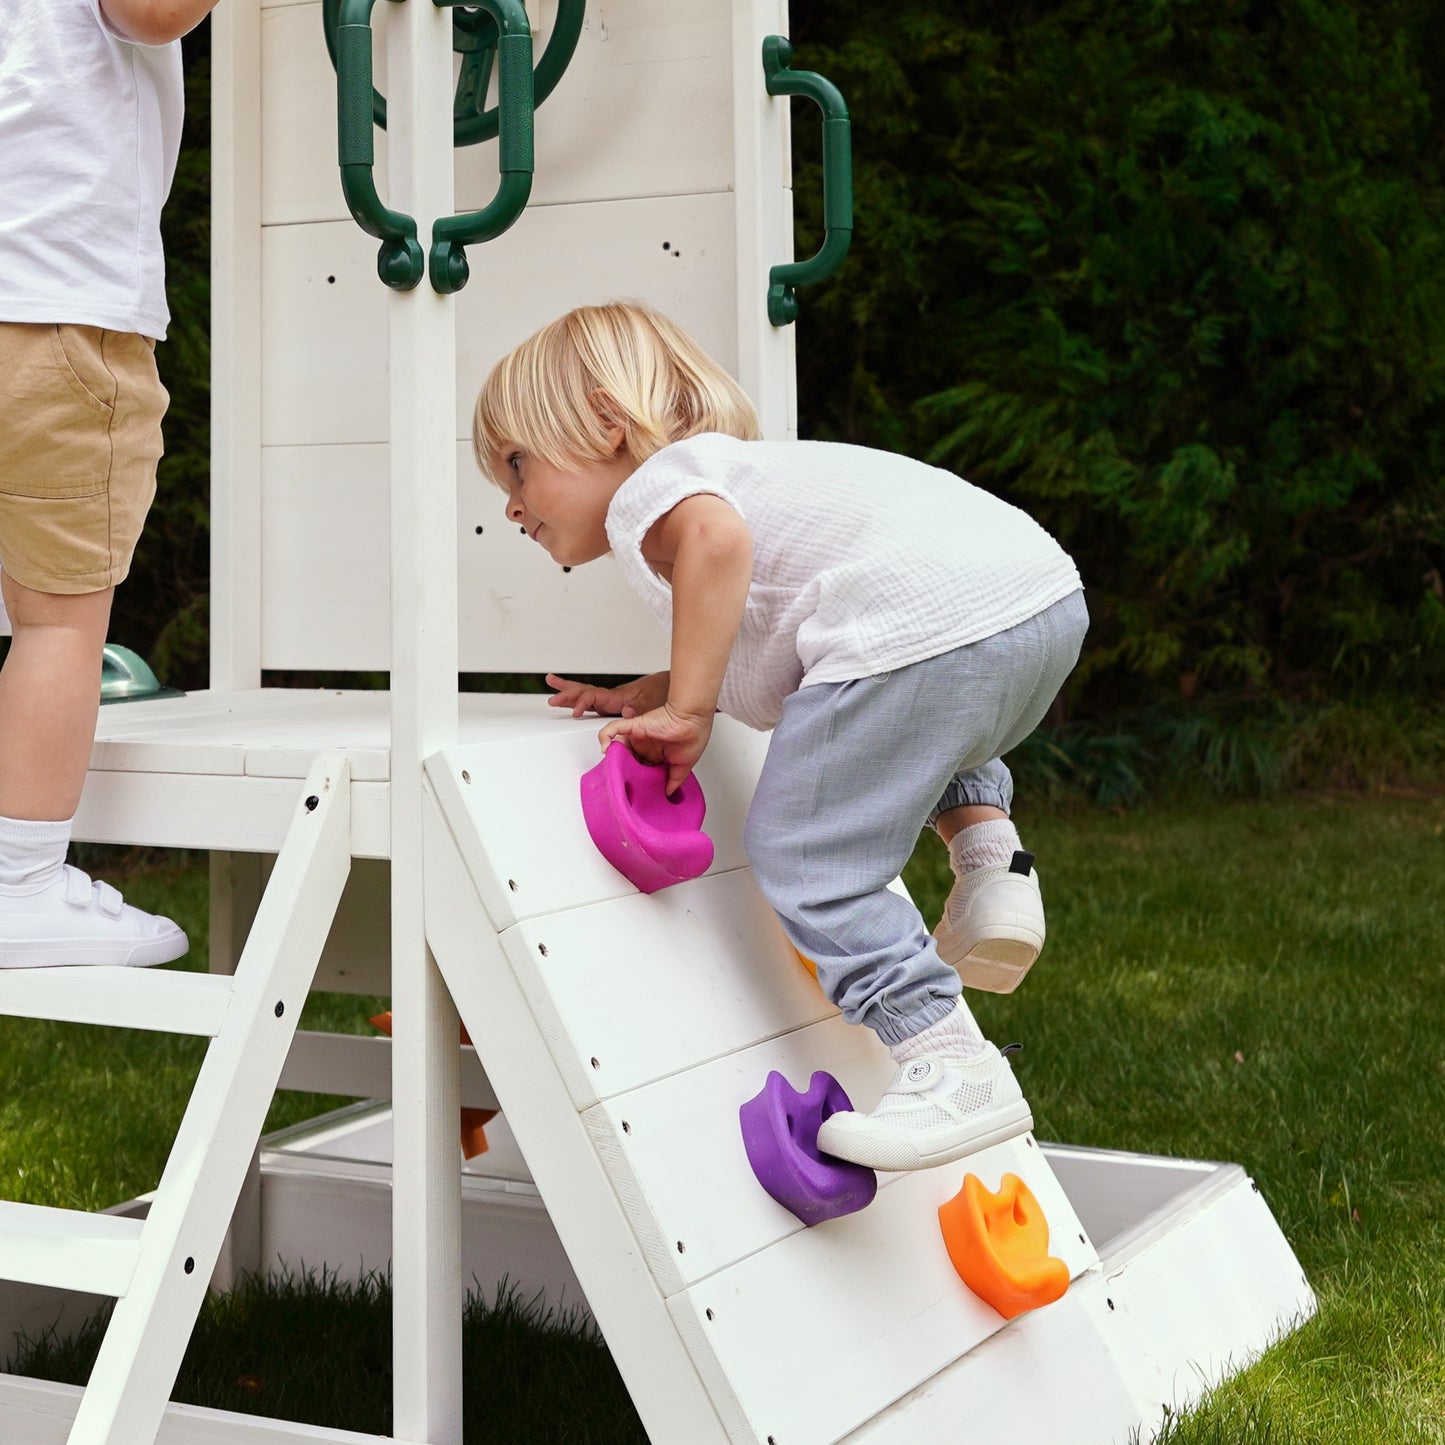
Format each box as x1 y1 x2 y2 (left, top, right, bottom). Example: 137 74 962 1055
739 1070 878 1226
580 741 714 894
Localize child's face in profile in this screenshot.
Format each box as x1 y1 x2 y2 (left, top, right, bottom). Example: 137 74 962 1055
498 444 631 568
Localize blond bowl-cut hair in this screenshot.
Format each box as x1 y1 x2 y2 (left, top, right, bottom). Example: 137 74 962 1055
473 301 761 486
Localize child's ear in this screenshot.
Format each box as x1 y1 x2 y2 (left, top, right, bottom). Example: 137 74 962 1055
590 390 628 455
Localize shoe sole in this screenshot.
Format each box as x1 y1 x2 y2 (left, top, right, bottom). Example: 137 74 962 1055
935 919 1044 994
818 1100 1034 1173
0 932 190 970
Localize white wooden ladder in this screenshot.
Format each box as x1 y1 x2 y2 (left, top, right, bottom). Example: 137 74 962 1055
0 755 352 1445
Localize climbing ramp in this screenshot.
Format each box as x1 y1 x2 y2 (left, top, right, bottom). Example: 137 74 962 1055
420 711 1316 1445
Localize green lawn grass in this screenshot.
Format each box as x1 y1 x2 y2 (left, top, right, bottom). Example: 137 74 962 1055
4 795 1443 1442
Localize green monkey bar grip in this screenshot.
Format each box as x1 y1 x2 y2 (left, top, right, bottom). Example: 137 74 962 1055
336 0 425 291
762 35 853 327
428 0 535 294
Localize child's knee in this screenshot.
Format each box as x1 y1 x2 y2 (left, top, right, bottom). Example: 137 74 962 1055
2 577 113 636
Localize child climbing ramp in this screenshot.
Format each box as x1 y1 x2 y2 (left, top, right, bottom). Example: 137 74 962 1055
474 300 1089 1177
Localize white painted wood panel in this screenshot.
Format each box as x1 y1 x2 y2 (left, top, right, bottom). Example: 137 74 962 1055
836 1272 1143 1445
211 0 265 688
424 716 769 931
504 868 832 1109
0 1372 421 1443
666 1151 1095 1445
263 2 733 228
258 441 670 673
72 770 391 858
0 968 233 1037
0 1205 141 1299
260 193 737 449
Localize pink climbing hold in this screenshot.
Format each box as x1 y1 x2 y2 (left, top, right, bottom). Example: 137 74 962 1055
580 741 714 894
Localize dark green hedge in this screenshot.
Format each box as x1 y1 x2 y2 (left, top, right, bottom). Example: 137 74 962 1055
130 7 1445 720
789 0 1445 714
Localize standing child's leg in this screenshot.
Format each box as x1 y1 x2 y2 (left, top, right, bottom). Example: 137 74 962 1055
0 577 113 820
0 576 188 968
0 324 187 969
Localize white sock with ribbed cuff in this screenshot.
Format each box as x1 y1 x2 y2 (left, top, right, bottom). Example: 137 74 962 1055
947 818 1023 876
889 999 988 1064
0 815 71 894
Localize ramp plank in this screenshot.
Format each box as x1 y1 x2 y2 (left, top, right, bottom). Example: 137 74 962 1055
426 717 769 932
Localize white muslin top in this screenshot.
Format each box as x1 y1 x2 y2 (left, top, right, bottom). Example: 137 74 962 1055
0 0 183 339
605 433 1083 730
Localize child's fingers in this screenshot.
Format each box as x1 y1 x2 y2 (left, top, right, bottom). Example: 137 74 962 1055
598 717 632 750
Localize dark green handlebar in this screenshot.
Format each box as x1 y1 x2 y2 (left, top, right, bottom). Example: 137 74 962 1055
336 0 425 290
762 35 853 326
428 0 535 293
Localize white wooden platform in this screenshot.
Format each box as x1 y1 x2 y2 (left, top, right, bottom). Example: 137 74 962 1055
80 689 631 857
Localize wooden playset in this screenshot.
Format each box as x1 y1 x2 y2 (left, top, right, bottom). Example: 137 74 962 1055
0 3 1314 1441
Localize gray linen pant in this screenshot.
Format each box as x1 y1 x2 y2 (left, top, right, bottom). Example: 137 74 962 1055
743 589 1088 1045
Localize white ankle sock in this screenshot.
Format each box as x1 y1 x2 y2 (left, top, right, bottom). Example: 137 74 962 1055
889 999 988 1063
947 818 1022 876
0 815 71 894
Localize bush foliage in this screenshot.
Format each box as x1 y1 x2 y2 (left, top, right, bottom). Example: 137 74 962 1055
131 8 1444 739
789 0 1445 714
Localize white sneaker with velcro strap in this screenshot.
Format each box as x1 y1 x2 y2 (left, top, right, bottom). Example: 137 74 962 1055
0 864 189 969
816 1042 1032 1172
933 849 1046 994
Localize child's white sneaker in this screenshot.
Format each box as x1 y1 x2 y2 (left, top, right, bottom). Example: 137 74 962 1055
816 1042 1032 1171
934 849 1046 993
0 865 189 969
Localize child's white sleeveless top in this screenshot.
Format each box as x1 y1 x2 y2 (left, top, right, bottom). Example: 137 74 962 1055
605 433 1083 731
0 0 183 339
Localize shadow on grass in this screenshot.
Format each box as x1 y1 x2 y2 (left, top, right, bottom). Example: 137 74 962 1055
7 1270 646 1444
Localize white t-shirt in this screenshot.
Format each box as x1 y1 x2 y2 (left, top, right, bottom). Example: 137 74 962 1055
606 434 1083 730
0 0 184 339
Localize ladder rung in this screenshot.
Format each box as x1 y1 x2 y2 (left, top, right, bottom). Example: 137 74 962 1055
0 967 234 1036
0 1202 143 1297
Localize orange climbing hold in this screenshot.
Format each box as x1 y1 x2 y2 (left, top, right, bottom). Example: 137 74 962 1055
938 1171 1069 1319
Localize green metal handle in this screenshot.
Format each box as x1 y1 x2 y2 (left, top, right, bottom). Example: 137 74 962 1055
428 0 534 294
762 35 853 326
322 0 583 149
336 0 425 291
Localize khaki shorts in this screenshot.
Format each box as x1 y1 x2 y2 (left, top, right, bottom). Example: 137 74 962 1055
0 322 168 595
